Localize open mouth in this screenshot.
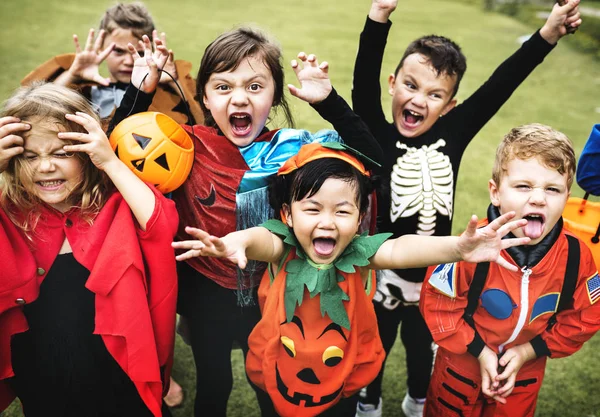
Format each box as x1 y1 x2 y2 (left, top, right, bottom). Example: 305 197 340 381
523 214 545 240
313 238 336 257
230 113 252 136
402 109 424 126
275 364 343 407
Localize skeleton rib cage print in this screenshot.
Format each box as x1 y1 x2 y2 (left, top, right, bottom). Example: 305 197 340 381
390 139 453 235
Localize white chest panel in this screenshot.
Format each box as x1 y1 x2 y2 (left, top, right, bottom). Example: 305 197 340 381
390 139 454 235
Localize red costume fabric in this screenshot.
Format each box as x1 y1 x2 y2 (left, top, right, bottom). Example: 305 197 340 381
174 125 276 289
0 187 179 417
420 223 600 417
246 248 385 417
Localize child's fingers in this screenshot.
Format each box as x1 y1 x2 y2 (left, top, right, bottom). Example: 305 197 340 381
128 43 142 59
297 52 308 62
463 214 478 237
160 32 167 46
93 29 106 51
488 211 516 232
319 61 330 73
287 84 301 98
171 240 206 251
61 144 88 153
307 54 318 67
0 135 25 151
175 249 202 261
84 28 95 51
494 254 518 272
184 226 211 240
73 34 81 53
0 117 30 135
497 218 527 237
98 42 115 62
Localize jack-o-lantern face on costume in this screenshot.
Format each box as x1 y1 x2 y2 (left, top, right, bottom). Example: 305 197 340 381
275 296 348 408
246 250 386 417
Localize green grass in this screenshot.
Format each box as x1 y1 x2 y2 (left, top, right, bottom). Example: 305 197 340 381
1 0 599 416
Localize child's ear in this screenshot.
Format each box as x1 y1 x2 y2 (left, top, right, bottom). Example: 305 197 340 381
489 179 501 207
441 98 457 116
283 204 293 228
202 94 210 110
388 73 396 96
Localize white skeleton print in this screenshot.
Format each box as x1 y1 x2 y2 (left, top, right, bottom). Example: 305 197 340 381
390 139 453 235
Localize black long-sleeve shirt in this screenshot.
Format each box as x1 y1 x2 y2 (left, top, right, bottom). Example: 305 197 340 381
352 17 554 282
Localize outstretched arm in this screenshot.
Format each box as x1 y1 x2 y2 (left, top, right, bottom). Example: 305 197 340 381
351 0 396 135
171 226 285 267
60 112 155 230
289 52 384 164
54 29 115 87
370 211 529 270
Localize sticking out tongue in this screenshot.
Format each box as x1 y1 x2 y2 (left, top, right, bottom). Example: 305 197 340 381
313 238 336 256
524 216 544 239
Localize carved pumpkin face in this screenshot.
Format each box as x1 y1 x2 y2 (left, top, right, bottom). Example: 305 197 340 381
274 294 347 410
246 254 385 417
109 112 194 193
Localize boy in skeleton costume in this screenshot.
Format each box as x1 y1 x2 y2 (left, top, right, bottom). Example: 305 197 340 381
352 1 582 416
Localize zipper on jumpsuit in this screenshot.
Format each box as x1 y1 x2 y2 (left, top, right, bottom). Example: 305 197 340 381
498 266 532 353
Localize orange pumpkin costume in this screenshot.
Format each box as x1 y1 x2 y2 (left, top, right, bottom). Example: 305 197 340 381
245 143 387 416
246 234 386 417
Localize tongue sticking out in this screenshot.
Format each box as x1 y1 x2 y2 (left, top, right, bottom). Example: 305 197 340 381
313 238 336 257
524 217 544 239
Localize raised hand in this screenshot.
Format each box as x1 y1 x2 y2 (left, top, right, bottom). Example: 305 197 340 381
0 116 29 173
59 112 118 171
540 0 582 44
369 0 398 23
172 227 249 268
288 52 332 104
457 212 529 271
151 30 179 85
127 34 170 93
61 29 115 86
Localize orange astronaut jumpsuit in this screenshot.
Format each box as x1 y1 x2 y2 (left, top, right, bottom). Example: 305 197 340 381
420 220 600 417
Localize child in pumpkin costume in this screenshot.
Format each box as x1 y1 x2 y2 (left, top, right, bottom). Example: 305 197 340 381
173 142 531 417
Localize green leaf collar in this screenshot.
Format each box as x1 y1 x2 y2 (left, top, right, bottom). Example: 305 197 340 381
261 219 391 329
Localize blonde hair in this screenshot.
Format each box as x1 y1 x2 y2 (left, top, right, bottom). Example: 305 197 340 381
0 82 113 235
99 3 155 40
492 123 576 189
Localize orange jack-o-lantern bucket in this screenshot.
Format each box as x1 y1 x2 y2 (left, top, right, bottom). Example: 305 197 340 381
562 197 600 268
109 112 194 193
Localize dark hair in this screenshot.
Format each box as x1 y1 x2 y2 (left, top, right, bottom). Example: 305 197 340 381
196 27 294 129
395 35 467 98
269 158 376 217
99 3 155 40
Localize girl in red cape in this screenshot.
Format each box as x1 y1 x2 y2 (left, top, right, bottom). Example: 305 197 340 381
0 83 178 416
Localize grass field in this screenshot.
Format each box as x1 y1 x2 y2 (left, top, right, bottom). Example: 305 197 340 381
1 0 599 416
